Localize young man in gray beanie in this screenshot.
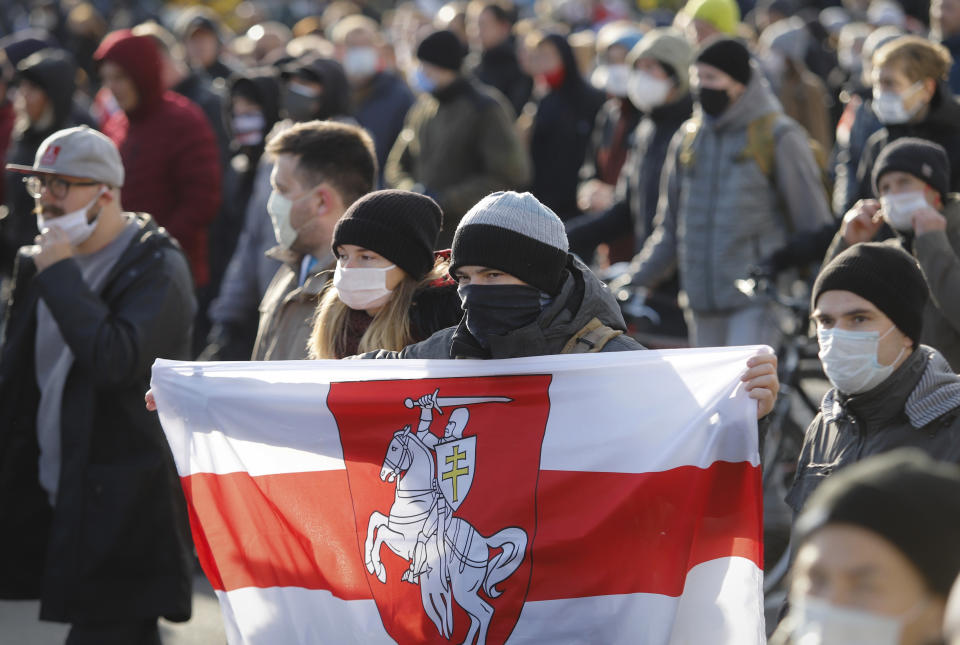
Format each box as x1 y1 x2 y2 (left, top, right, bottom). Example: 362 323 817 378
357 190 779 420
786 241 960 517
829 137 960 370
773 449 960 645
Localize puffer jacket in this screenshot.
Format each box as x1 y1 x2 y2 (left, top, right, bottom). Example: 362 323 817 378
786 345 960 514
358 255 643 359
824 196 960 371
94 30 221 287
630 66 833 312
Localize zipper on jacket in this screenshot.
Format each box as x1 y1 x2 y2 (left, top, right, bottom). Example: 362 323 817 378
705 131 722 311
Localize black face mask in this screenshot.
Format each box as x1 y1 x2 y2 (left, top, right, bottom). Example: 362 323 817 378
284 86 321 122
696 86 731 117
458 284 544 347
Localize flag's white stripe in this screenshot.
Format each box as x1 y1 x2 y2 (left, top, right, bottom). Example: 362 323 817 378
215 557 762 645
152 346 766 477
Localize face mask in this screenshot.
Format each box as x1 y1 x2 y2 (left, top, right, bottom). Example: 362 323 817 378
604 64 631 97
696 86 731 117
284 83 321 122
817 325 904 395
880 190 929 231
627 70 673 112
458 283 544 347
872 81 924 124
541 65 566 90
232 112 265 147
36 187 105 247
267 190 299 249
333 263 396 310
412 66 436 94
788 595 928 645
343 47 379 80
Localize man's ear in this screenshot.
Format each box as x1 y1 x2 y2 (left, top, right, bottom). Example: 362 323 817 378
924 77 938 101
313 182 343 218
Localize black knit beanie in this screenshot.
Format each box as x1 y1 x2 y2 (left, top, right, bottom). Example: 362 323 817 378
332 190 443 280
416 30 466 71
795 448 960 597
695 37 752 85
872 137 951 202
450 191 569 295
811 241 928 345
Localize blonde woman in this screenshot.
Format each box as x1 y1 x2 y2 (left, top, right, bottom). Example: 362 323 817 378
309 190 462 358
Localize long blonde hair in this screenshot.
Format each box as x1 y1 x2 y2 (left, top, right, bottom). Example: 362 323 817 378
309 256 451 359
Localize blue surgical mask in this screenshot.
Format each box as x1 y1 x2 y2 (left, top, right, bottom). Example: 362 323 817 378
412 66 436 94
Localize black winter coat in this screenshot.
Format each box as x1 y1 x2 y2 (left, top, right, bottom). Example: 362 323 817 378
0 214 196 623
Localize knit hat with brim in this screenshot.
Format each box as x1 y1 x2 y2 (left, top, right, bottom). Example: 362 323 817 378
416 30 466 71
695 36 752 85
333 190 443 280
795 448 960 596
450 191 569 295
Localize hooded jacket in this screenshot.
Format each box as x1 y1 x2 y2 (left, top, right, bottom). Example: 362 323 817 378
786 345 960 514
1 49 83 275
630 66 833 312
853 81 960 207
0 214 195 623
357 255 643 359
530 34 606 221
94 30 222 287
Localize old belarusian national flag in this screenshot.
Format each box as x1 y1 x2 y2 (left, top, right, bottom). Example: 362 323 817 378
151 347 766 645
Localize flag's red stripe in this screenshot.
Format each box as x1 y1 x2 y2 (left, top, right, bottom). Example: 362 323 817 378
527 461 763 600
181 460 761 599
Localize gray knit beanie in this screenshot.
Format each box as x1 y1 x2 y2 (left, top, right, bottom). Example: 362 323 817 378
450 191 570 294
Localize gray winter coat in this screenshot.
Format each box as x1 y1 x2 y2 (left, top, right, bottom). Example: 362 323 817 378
786 345 960 514
357 255 643 359
631 66 833 312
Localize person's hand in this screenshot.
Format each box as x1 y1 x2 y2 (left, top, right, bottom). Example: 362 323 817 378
577 179 615 213
33 226 73 272
145 389 157 412
840 199 883 244
912 206 947 235
742 353 779 419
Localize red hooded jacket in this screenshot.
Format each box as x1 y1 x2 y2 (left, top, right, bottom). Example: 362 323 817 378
94 30 221 286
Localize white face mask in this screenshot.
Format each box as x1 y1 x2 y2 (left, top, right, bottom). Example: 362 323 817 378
333 262 396 310
36 187 105 247
604 64 631 97
817 325 905 395
232 113 265 147
343 47 379 80
872 81 924 124
267 190 299 249
880 190 928 231
627 70 673 112
788 595 930 645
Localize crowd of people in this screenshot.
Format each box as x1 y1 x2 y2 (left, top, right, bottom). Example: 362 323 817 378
2 0 960 643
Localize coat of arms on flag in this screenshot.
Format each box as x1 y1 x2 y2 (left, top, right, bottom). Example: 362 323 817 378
152 348 767 644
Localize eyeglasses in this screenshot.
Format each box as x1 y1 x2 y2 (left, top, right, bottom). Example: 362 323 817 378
23 175 101 200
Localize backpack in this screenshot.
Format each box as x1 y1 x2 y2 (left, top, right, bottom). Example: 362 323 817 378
678 112 833 232
561 317 623 353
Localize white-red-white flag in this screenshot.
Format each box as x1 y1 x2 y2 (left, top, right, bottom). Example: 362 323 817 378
151 347 766 645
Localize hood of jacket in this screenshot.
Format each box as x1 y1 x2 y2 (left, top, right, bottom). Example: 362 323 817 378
284 54 351 120
226 68 282 145
704 60 783 131
93 30 164 121
16 48 76 129
541 32 588 94
451 254 629 358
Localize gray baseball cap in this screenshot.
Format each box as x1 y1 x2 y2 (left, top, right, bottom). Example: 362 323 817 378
6 125 125 187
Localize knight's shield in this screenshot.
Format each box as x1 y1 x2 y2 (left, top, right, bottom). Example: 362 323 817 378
329 374 550 645
436 436 477 511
